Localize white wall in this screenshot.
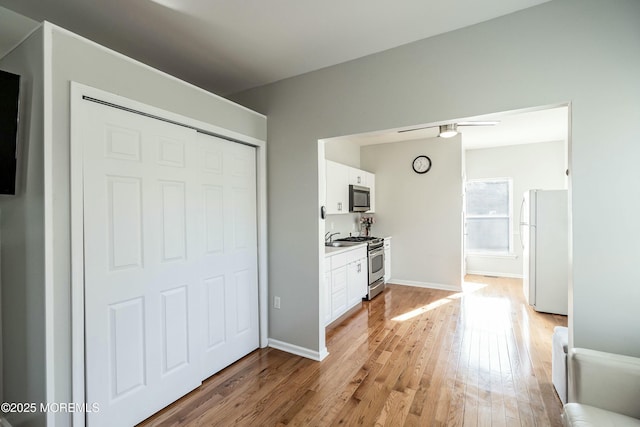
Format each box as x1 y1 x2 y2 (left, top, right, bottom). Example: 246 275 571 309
325 214 360 239
0 27 46 427
233 0 640 357
465 140 567 277
361 137 463 289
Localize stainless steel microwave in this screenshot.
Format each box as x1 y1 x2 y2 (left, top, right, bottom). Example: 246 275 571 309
349 185 370 212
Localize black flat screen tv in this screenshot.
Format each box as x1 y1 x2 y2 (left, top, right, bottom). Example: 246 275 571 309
0 69 20 195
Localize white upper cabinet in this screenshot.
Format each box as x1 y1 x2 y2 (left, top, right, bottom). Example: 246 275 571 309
326 160 349 214
348 167 367 186
326 160 375 214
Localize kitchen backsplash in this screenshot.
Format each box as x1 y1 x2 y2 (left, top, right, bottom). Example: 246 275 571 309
326 213 361 239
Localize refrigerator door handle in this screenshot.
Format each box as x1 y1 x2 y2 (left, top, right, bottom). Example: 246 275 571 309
519 228 524 250
519 197 526 249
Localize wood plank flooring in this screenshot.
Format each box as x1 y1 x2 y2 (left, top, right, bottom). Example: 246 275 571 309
138 275 567 426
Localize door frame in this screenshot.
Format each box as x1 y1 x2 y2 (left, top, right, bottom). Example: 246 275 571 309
69 82 268 427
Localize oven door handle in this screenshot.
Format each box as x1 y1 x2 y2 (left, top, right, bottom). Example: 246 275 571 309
369 248 385 258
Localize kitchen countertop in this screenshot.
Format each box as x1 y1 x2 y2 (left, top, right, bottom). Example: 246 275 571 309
324 242 367 257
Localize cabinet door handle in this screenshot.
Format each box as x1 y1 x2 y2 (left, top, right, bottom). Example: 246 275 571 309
357 176 361 184
357 263 361 273
338 202 342 211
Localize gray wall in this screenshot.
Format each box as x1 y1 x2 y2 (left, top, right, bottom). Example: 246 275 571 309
0 27 46 427
324 139 360 168
465 140 566 277
232 0 640 357
361 136 463 289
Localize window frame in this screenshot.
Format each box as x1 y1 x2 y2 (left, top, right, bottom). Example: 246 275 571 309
464 177 514 256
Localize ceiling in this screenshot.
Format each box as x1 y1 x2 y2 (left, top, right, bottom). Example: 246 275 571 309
0 1 564 150
0 0 550 96
0 6 37 56
325 105 569 150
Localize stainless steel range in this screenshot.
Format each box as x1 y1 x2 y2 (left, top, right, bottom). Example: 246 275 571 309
335 236 385 300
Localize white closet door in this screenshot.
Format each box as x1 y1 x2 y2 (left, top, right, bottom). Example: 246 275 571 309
197 133 259 379
81 101 202 426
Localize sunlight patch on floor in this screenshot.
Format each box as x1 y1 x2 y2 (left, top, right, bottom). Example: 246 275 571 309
462 296 512 332
391 281 488 322
392 298 451 321
461 280 488 294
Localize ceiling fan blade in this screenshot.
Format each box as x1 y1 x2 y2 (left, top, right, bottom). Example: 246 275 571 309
397 120 499 134
397 125 436 133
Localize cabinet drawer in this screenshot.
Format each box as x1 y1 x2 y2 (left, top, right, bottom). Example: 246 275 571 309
330 246 366 268
346 246 367 264
331 252 349 269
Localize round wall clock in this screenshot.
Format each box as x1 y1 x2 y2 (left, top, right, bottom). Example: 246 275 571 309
412 155 432 174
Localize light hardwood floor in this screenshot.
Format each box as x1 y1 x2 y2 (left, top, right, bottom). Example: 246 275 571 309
139 275 567 426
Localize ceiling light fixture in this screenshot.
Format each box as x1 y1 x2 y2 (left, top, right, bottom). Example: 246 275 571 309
439 124 458 138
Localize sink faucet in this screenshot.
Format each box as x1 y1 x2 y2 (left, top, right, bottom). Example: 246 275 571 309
325 232 340 243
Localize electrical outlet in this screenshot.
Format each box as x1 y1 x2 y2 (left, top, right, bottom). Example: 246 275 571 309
330 222 335 230
274 296 281 309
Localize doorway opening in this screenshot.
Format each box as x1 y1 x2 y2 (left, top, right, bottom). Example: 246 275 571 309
318 104 571 301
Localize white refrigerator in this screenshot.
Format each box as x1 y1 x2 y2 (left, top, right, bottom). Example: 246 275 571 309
520 189 568 315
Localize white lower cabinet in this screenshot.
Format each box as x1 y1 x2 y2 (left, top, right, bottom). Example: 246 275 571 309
324 262 332 325
331 266 348 319
325 245 367 326
347 259 367 307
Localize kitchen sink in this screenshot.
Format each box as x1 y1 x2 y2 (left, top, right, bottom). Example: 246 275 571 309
325 241 361 247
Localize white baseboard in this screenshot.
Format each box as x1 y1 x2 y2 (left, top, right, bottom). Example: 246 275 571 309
465 270 523 279
389 279 461 292
268 338 329 361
